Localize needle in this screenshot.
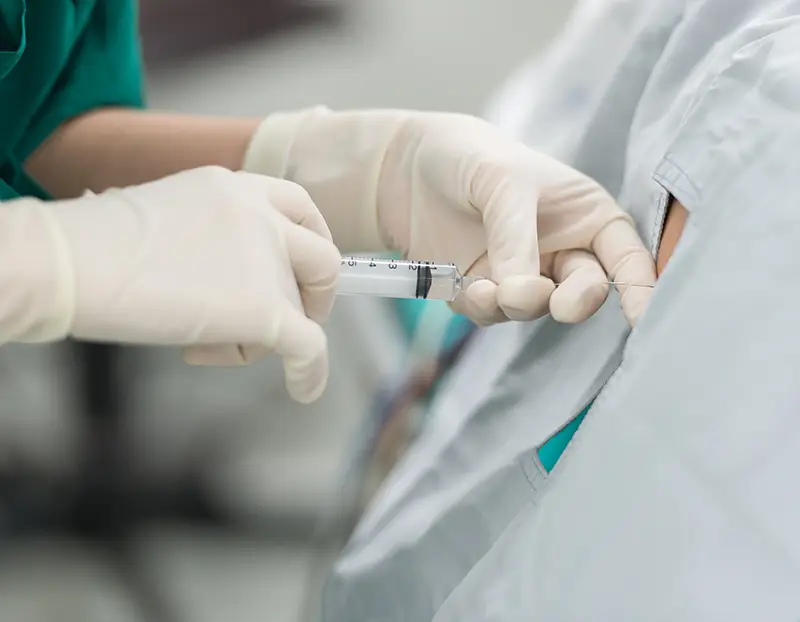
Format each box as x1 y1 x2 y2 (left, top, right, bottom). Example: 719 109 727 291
600 281 654 288
461 276 654 289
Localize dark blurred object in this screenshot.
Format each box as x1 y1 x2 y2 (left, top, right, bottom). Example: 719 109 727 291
0 344 237 622
139 0 343 65
0 342 328 621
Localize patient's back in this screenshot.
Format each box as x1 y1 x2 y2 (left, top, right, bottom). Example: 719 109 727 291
323 1 800 620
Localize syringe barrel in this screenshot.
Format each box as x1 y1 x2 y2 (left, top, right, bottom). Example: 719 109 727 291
337 257 462 301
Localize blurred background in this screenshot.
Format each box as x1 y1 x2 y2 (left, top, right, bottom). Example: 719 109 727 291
0 1 573 620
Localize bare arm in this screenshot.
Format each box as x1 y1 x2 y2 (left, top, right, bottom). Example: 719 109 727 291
24 109 262 199
25 107 690 275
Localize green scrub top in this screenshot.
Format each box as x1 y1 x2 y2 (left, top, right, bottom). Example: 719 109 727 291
0 0 144 200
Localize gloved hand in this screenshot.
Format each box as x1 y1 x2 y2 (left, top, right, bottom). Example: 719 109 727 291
0 167 340 403
244 108 656 326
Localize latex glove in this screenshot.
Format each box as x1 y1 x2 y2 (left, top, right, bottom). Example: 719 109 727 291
0 167 339 403
244 108 655 326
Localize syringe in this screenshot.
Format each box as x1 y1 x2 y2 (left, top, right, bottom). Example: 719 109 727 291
336 256 653 302
337 257 476 301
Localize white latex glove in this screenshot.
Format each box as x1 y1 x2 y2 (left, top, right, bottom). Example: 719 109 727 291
0 167 340 403
244 108 656 326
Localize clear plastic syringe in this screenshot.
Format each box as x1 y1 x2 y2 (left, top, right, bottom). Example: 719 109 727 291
337 256 477 301
336 256 655 301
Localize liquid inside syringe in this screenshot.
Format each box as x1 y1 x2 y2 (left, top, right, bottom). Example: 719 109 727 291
337 257 472 301
336 256 653 302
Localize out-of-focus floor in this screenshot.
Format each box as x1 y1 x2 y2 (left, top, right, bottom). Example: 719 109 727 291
0 1 573 620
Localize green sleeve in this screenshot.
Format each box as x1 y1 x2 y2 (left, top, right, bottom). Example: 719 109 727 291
0 178 17 201
15 0 145 163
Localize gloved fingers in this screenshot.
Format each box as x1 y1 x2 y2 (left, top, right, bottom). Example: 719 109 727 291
468 164 541 282
479 243 555 322
273 307 329 404
456 275 554 326
468 165 569 322
452 253 553 325
450 279 508 327
497 275 555 322
449 253 504 324
549 250 610 323
183 344 247 366
257 174 334 242
182 344 270 366
283 220 341 325
236 344 271 363
591 218 657 326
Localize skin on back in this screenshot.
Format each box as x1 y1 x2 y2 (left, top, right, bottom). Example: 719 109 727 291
657 198 687 275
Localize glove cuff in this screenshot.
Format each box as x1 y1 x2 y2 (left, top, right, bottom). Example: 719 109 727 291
0 199 76 343
242 107 322 179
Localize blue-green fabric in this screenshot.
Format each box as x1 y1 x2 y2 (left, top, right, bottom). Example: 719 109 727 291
537 402 591 473
440 315 473 350
0 0 144 200
392 298 430 338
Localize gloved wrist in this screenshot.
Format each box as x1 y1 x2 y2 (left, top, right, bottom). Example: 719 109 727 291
0 198 76 343
242 107 318 180
243 106 412 253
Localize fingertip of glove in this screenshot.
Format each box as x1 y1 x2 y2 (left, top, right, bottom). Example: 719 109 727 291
289 382 327 405
284 353 328 404
620 289 653 328
497 275 554 322
550 280 609 324
460 279 507 326
281 323 329 404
